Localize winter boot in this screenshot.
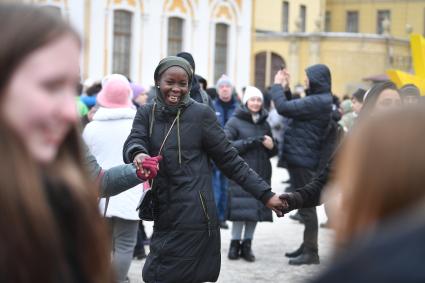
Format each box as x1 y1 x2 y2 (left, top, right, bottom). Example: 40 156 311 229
228 240 241 260
289 247 320 265
220 221 229 229
285 243 304 258
241 239 256 262
133 245 147 260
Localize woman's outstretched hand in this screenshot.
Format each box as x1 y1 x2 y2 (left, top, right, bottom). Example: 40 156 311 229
133 153 163 180
266 194 288 217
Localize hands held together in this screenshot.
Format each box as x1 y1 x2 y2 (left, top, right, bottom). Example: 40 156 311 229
132 154 299 218
133 153 163 181
266 192 303 217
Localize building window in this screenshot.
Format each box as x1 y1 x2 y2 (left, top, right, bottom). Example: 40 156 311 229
112 10 132 77
167 17 183 56
300 5 307 32
346 11 359 33
214 23 228 83
377 10 390 34
282 1 289 32
255 52 266 91
325 11 331 32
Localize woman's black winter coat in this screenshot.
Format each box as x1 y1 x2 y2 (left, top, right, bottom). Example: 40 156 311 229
123 100 274 283
224 106 277 222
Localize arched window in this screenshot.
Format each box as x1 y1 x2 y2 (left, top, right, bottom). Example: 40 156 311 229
214 23 229 83
112 10 132 77
255 52 267 91
255 52 286 90
167 17 184 56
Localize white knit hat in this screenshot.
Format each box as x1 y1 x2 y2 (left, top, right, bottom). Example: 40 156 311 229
243 86 263 105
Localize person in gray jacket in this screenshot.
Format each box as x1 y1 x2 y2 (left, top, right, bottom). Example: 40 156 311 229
84 146 143 198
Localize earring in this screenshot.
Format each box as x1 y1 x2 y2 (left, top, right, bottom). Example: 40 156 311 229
157 85 160 88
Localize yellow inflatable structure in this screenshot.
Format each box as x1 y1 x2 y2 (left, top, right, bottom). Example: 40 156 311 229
387 34 425 96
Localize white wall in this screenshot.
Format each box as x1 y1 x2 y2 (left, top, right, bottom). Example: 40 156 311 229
41 0 252 91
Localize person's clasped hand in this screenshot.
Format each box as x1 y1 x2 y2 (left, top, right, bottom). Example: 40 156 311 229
134 153 163 181
266 194 287 217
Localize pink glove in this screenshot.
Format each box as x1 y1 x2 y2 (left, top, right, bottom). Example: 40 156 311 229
136 155 162 180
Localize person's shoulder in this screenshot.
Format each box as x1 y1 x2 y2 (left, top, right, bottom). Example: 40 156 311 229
226 115 239 125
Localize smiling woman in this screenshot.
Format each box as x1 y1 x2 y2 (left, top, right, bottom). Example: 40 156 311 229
0 4 113 283
159 66 190 105
123 56 285 283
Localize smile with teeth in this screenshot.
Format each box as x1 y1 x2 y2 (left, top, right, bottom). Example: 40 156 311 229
168 93 181 103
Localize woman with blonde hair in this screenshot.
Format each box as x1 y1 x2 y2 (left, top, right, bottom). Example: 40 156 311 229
0 4 112 283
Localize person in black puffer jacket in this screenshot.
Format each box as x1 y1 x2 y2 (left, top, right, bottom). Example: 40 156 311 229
123 57 284 283
224 86 278 262
271 64 333 265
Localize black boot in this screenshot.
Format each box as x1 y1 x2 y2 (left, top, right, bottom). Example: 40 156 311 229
220 221 229 229
289 247 320 265
240 239 255 262
133 246 146 260
228 240 241 260
285 244 304 258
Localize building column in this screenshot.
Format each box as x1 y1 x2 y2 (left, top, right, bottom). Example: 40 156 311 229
289 35 300 87
309 34 321 66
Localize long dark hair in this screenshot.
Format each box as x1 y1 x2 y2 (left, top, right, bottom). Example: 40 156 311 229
0 4 112 283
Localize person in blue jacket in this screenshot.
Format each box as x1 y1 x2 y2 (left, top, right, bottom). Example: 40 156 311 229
212 74 239 229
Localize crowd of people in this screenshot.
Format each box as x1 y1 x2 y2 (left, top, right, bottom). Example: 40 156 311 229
1 3 425 283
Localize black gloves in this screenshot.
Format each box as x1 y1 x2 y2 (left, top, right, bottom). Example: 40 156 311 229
243 136 264 150
279 192 303 214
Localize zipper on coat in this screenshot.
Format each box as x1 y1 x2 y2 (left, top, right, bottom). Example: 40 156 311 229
198 191 212 237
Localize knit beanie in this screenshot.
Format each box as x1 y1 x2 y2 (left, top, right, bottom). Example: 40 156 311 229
400 84 420 97
96 76 132 108
154 56 193 85
176 52 195 72
130 83 145 99
242 86 263 105
216 74 233 89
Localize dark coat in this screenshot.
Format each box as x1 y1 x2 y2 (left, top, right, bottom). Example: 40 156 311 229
312 209 425 283
123 100 274 283
190 75 215 110
213 97 239 127
271 64 333 170
224 107 277 222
